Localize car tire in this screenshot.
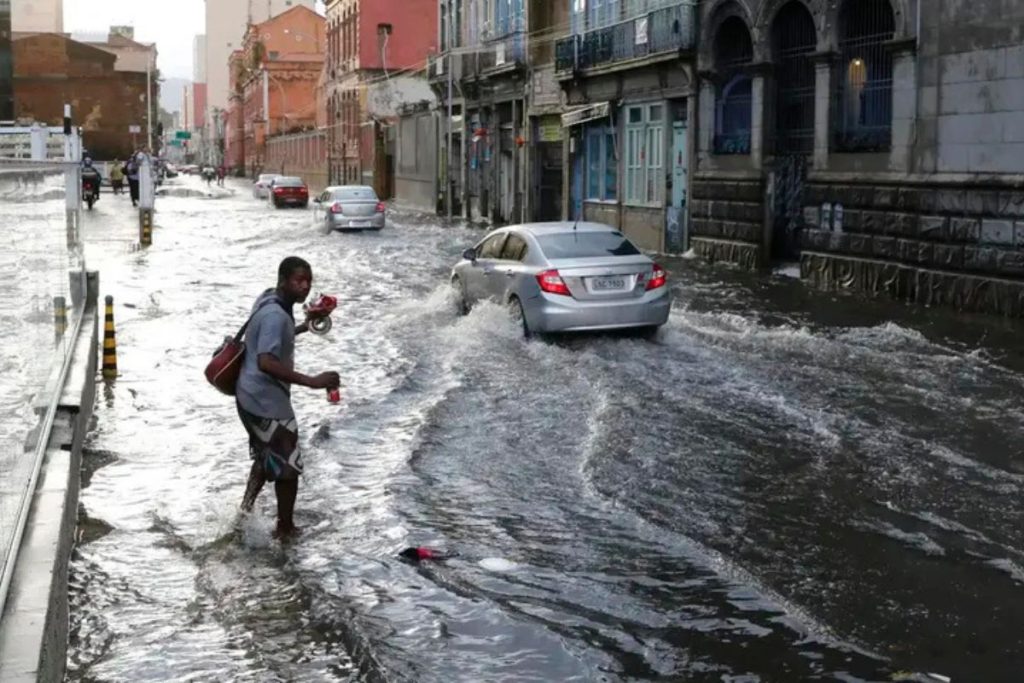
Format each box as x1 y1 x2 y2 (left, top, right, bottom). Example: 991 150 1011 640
637 325 661 341
451 277 470 316
508 296 530 338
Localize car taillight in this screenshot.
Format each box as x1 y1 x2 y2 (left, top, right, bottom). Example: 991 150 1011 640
646 263 667 291
273 187 285 194
375 201 385 213
330 202 343 214
536 269 571 296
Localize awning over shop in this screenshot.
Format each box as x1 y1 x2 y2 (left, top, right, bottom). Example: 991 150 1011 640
561 102 611 128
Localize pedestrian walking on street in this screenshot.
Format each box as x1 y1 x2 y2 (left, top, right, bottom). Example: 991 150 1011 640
109 159 124 195
235 256 340 539
125 154 140 207
216 165 226 187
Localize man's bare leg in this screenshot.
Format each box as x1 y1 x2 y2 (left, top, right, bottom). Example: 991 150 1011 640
241 460 266 512
274 479 299 538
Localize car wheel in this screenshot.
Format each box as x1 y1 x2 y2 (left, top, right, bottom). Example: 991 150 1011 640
451 277 470 316
508 296 530 338
637 325 661 341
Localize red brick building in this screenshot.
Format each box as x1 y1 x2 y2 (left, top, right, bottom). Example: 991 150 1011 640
13 33 152 159
224 5 325 175
324 0 437 196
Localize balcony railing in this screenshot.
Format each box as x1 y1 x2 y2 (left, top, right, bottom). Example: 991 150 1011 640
555 2 696 74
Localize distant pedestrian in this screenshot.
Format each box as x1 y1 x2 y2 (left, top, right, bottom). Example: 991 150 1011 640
125 154 140 207
235 256 340 540
110 159 124 195
216 165 226 187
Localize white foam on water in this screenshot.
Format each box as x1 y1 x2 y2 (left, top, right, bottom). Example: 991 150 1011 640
478 557 521 572
383 524 407 540
985 558 1024 584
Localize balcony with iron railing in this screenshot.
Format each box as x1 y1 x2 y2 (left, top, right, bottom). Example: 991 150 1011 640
555 2 696 76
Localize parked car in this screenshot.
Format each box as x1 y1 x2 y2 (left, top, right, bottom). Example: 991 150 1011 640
269 176 309 208
253 173 281 199
312 185 386 231
450 222 671 336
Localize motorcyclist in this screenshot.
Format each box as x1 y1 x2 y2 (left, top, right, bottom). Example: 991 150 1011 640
81 157 102 203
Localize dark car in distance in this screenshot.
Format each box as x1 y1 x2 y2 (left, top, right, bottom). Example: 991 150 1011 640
270 176 309 209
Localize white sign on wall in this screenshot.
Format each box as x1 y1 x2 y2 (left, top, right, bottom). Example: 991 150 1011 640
635 17 649 45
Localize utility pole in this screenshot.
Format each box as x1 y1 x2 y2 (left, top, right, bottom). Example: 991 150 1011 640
446 1 454 221
145 52 152 152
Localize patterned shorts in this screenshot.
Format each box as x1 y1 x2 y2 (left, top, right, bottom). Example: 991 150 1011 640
236 403 303 481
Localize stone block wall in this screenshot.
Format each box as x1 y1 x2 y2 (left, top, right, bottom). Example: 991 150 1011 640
689 176 765 268
801 180 1024 316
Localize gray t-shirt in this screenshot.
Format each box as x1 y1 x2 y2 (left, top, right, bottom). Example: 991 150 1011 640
236 289 296 419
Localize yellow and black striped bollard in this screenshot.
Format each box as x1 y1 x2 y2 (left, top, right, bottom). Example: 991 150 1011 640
102 295 117 380
139 209 153 247
53 295 67 342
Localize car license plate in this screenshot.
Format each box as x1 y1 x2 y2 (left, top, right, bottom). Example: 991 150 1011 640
354 221 371 227
592 276 625 291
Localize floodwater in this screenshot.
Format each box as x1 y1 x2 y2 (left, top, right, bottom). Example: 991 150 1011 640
66 176 1024 682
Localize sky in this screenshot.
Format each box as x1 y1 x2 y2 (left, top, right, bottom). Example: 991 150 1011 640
64 0 326 81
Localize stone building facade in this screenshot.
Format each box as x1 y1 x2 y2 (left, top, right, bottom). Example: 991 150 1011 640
324 0 435 198
693 0 1024 316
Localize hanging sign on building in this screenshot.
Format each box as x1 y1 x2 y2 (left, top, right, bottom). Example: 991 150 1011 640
539 116 562 142
635 17 649 45
561 102 611 128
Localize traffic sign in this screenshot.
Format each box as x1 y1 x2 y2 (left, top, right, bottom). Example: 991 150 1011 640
129 125 141 134
175 131 192 140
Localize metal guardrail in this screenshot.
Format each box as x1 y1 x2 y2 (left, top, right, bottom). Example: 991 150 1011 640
555 2 696 74
0 135 87 618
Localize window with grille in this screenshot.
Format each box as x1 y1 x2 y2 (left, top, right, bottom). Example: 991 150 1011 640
713 16 753 155
833 0 895 152
772 1 817 155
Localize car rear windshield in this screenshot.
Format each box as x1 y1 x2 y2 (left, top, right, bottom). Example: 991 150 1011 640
332 187 378 201
276 177 304 187
535 231 641 259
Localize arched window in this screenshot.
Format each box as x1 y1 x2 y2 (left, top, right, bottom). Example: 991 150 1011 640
772 1 817 155
834 0 895 151
713 16 753 155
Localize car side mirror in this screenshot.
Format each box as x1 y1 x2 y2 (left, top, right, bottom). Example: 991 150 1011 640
313 197 322 203
462 248 477 262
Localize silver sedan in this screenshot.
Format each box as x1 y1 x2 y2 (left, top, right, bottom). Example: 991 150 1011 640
450 222 671 335
252 173 281 199
313 185 386 231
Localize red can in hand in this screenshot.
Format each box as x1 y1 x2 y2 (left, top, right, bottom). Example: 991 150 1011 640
327 387 341 404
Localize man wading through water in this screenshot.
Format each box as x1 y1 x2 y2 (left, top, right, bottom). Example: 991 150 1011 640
236 257 340 539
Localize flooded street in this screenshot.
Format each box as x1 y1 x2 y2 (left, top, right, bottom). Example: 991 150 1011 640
66 177 1024 682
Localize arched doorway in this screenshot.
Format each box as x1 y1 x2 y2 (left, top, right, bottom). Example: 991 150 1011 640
770 1 816 261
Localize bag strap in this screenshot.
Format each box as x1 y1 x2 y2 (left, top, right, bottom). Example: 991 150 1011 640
232 296 285 343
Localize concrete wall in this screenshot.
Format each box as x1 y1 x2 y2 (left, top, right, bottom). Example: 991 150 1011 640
11 0 62 33
917 2 1024 175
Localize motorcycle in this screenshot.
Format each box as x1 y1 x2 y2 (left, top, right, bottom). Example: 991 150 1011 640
82 176 100 210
